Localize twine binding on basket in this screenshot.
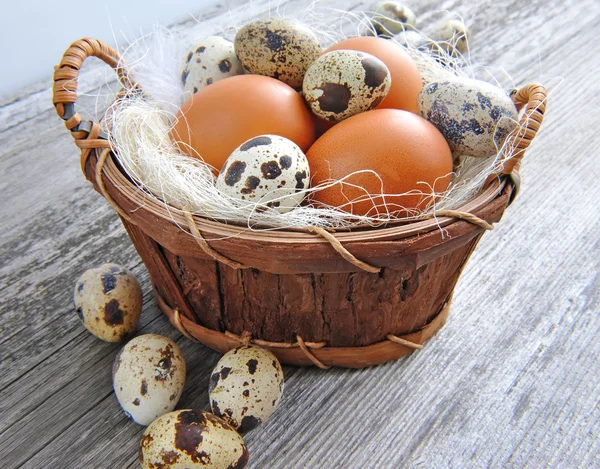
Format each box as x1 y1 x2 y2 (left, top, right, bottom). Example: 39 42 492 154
166 293 437 369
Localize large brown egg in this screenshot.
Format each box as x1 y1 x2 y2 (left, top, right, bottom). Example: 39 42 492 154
306 109 453 216
171 75 316 172
325 37 422 113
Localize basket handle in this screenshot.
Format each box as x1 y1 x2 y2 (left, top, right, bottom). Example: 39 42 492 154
498 83 547 175
53 38 130 141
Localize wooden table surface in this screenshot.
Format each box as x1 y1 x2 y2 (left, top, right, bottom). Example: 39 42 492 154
1 0 599 467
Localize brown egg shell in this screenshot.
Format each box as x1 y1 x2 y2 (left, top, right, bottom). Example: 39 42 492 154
73 263 142 342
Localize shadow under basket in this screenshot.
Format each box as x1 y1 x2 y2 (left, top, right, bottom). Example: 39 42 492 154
53 38 547 368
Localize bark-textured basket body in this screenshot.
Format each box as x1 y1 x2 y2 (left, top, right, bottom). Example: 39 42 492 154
53 38 547 368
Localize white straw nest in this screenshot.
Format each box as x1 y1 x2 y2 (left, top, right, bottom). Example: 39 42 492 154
104 9 522 232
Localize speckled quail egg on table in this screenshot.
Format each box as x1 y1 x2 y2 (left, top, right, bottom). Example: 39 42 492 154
73 263 142 342
216 135 310 213
113 334 186 426
209 345 284 433
139 409 249 469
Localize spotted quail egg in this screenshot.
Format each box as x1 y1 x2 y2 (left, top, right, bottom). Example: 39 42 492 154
73 263 142 342
234 18 322 90
428 18 471 55
369 1 417 37
209 345 284 433
181 36 244 95
113 334 186 426
139 409 249 469
303 50 391 122
215 135 310 213
418 78 518 157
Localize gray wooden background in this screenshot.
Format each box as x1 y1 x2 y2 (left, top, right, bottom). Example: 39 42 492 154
1 0 598 468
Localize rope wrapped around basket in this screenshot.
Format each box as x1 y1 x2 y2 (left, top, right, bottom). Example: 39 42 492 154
53 38 548 368
158 292 440 369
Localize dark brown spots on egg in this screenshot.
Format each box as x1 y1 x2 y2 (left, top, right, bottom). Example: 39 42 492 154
155 345 175 381
206 77 213 85
220 367 232 380
132 398 140 406
279 155 292 169
228 446 250 469
161 450 180 464
361 57 387 88
181 69 189 85
240 175 260 194
261 161 282 179
238 415 261 433
76 306 84 321
209 372 220 393
295 170 307 191
212 400 222 416
219 58 232 73
224 161 247 186
477 91 492 110
371 95 385 108
272 360 278 369
170 393 177 401
77 282 85 293
186 52 193 63
317 83 351 114
266 201 281 208
141 380 148 396
246 359 258 374
240 135 272 151
193 86 198 93
196 46 206 54
174 410 209 463
243 390 250 398
101 273 117 293
139 434 154 462
465 118 485 135
104 299 124 325
264 30 284 52
425 83 439 95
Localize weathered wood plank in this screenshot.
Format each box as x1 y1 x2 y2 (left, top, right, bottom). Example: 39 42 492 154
1 0 599 467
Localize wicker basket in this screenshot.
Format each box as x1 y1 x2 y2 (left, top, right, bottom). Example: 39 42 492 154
53 38 547 368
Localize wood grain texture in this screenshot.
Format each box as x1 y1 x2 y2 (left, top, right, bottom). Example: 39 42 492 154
1 0 599 467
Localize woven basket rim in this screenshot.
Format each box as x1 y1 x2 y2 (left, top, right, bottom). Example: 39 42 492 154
103 153 508 244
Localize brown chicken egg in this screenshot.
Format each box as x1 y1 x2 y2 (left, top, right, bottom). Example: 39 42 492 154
171 75 316 172
307 109 453 216
325 36 422 113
